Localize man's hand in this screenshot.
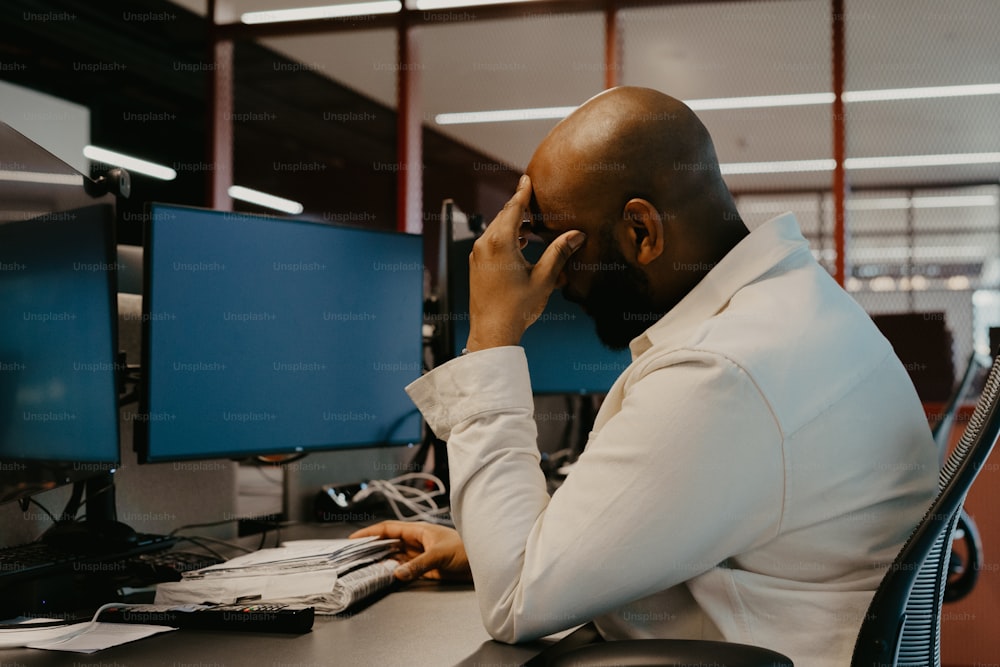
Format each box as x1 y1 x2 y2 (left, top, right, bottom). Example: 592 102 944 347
465 174 586 352
349 521 472 583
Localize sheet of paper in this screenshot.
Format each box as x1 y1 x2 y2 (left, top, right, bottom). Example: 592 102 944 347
193 537 394 575
26 622 175 653
0 619 90 649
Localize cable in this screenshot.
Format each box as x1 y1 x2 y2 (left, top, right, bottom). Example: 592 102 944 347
168 518 249 536
59 482 85 522
25 497 60 524
252 464 284 486
0 602 124 648
353 473 452 526
170 537 230 561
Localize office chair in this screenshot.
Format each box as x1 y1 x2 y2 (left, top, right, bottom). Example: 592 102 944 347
543 353 1000 667
931 352 985 604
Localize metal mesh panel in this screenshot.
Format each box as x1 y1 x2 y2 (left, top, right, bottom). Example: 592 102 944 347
845 0 1000 387
620 0 833 192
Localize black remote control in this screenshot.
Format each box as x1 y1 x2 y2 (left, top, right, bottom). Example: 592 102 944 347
98 603 315 634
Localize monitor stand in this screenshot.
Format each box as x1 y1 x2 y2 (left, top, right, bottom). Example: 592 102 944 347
39 472 140 554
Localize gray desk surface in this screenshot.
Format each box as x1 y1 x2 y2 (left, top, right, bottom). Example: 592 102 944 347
5 584 552 666
3 524 559 667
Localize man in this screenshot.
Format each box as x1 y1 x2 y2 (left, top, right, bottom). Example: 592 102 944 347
354 87 936 666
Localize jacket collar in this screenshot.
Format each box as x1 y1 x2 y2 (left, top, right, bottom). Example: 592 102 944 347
629 213 811 359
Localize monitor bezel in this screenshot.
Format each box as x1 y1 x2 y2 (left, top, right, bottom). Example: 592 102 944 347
135 202 424 463
0 203 122 505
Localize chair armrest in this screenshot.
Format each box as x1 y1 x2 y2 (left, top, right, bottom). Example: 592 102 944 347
548 638 793 667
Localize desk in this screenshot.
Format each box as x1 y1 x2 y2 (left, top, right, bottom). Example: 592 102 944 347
4 583 554 666
4 525 557 667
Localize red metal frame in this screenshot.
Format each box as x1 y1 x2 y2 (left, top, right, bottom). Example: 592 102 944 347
831 0 847 286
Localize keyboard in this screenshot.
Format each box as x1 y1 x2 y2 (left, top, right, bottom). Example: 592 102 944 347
0 533 181 617
0 532 177 586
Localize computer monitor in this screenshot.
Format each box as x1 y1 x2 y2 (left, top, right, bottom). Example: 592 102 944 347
138 204 423 462
446 234 631 395
0 122 122 506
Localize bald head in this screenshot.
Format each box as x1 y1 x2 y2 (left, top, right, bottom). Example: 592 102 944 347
524 87 748 346
527 86 737 231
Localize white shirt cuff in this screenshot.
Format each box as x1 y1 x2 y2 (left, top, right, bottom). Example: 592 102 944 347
405 346 533 440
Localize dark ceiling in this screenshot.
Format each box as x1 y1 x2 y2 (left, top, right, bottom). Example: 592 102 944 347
0 0 519 245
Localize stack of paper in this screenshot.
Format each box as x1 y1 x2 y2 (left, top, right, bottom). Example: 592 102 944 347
155 536 400 614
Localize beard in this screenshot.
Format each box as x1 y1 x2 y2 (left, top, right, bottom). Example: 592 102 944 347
568 242 663 351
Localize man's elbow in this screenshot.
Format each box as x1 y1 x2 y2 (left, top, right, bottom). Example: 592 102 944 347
481 604 570 644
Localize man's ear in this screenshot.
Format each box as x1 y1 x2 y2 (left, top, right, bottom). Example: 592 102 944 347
622 198 664 265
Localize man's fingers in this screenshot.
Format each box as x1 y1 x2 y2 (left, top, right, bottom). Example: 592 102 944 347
347 525 382 539
532 230 586 290
488 174 532 240
394 552 441 581
349 520 414 541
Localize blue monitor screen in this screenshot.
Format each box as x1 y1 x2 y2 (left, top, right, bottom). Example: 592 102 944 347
448 238 632 394
0 204 120 464
139 204 423 462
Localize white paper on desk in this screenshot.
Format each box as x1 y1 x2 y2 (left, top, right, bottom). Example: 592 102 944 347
203 559 399 615
156 568 342 605
0 619 88 649
26 622 175 653
190 537 397 577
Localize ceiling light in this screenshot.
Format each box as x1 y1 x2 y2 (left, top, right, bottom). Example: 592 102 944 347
847 195 998 210
851 246 988 262
740 194 997 213
869 276 897 291
0 170 82 186
911 195 998 208
843 83 1000 103
228 185 304 215
415 0 536 9
242 1 401 24
434 106 577 125
720 159 836 175
83 145 177 181
947 275 972 291
435 82 1000 126
687 92 835 111
720 153 999 175
844 152 1000 170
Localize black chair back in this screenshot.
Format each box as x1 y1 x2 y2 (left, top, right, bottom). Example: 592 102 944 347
852 354 1000 666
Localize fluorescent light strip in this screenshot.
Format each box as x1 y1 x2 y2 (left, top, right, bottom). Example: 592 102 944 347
687 92 835 111
228 185 304 215
910 195 998 208
83 145 177 181
0 170 82 186
415 0 535 9
436 82 1000 126
722 152 999 175
741 194 998 214
843 83 1000 103
242 1 401 24
844 152 1000 170
850 246 989 262
435 106 577 125
720 159 836 175
848 195 998 210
